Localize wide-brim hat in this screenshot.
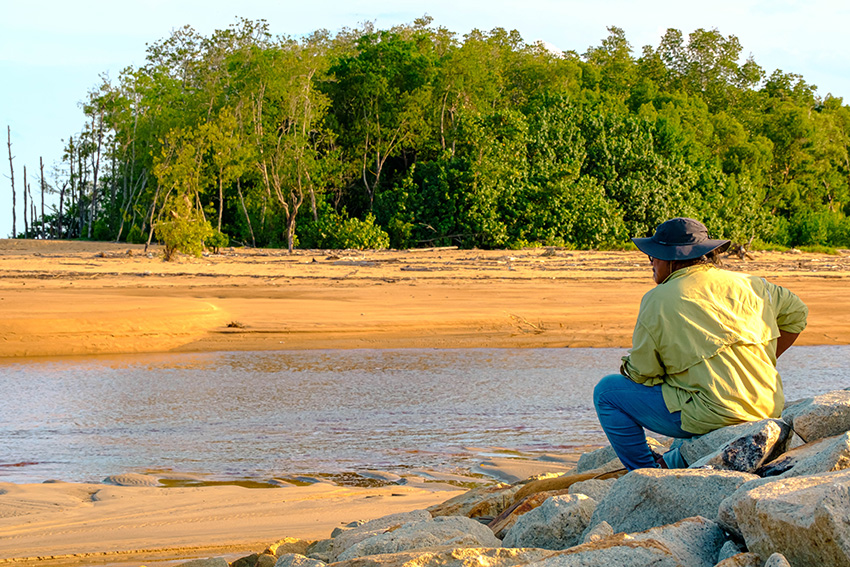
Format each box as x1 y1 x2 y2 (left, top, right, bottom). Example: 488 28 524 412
632 217 731 261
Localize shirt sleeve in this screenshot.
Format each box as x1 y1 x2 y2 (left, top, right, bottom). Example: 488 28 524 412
621 320 666 386
763 279 808 334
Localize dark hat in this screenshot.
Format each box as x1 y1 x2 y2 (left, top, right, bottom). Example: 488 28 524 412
632 218 730 261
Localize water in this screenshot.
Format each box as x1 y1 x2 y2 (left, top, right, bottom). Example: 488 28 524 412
0 347 847 484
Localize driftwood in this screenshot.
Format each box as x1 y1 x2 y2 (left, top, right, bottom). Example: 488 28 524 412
488 469 627 534
726 235 756 260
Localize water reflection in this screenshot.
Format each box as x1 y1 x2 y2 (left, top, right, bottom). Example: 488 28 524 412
0 347 847 484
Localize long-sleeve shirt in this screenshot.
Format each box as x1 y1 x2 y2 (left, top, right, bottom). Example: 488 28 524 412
620 264 808 434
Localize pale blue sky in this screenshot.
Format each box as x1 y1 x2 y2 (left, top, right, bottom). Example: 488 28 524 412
2 0 848 238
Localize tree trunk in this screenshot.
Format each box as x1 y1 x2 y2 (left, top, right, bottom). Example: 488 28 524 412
23 165 28 238
6 126 15 237
40 157 47 239
236 178 255 247
58 182 66 239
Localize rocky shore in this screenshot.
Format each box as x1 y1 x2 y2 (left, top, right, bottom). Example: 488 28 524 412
176 388 850 567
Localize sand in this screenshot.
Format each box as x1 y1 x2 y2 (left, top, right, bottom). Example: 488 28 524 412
1 239 848 566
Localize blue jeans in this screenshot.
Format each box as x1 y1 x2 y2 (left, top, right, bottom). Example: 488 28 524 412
593 374 696 470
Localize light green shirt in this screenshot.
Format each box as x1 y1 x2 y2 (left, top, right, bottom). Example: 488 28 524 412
621 264 808 434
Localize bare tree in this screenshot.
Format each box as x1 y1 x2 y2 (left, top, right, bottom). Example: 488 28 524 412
23 165 28 238
40 157 47 239
6 126 15 237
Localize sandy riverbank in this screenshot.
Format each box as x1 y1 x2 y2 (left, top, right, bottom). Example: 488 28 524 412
1 239 849 566
1 240 849 358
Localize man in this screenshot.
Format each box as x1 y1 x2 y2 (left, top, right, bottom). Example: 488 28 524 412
593 217 808 470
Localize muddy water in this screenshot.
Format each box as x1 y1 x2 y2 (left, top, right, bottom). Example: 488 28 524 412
1 347 847 484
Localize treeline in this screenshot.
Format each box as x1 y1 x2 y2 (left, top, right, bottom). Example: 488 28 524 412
15 17 850 253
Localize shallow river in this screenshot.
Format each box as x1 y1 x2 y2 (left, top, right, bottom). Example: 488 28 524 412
1 347 847 484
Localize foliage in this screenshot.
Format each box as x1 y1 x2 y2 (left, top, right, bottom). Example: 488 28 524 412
30 17 850 252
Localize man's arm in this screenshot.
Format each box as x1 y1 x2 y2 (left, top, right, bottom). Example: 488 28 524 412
775 330 800 359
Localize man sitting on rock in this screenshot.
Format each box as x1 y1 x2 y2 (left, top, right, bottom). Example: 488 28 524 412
593 218 808 470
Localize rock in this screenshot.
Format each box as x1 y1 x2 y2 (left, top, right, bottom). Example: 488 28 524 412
427 484 521 519
718 469 850 566
232 554 262 567
756 431 850 477
686 419 791 473
763 552 792 567
488 489 572 539
331 547 557 567
717 540 746 562
501 494 596 550
713 553 762 567
782 390 850 442
574 446 622 473
579 520 613 544
266 538 313 557
305 539 334 562
568 478 616 502
583 469 757 535
335 516 501 561
526 516 725 567
332 510 432 560
574 439 663 473
178 559 229 567
274 554 327 567
233 554 277 567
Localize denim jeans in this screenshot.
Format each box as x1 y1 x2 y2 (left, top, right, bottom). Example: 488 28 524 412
593 374 696 470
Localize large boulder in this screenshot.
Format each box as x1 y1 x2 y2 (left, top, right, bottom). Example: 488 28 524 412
266 538 313 557
501 494 596 550
756 431 850 478
714 553 762 567
686 419 791 473
718 469 850 566
583 468 757 535
335 516 501 561
525 516 725 567
782 390 850 442
331 547 557 567
331 510 432 560
427 484 522 519
574 438 664 473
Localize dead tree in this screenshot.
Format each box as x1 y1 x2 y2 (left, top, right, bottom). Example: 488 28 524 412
23 165 28 238
40 157 47 239
6 126 15 237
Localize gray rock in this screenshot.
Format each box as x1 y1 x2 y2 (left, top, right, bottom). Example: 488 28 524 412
782 389 850 442
274 554 327 567
763 553 792 567
335 516 501 561
574 438 663 473
678 420 790 468
305 539 334 562
331 547 557 567
574 446 621 473
501 494 596 550
583 468 757 535
756 431 850 478
687 419 791 473
331 510 432 560
580 521 613 544
717 540 746 562
526 516 725 567
719 469 850 566
568 478 616 502
178 559 229 567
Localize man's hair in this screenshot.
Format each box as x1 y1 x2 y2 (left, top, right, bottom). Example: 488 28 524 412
671 248 723 273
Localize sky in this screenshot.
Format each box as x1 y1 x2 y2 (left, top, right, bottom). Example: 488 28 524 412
2 0 849 239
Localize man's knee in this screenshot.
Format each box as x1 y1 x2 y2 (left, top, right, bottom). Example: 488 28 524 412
593 373 629 408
